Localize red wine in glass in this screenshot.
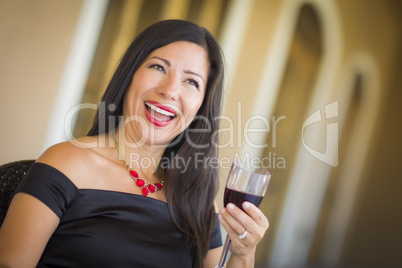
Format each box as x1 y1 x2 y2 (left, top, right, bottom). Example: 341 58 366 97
224 187 263 210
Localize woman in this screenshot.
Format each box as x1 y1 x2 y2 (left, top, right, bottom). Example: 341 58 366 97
0 20 268 267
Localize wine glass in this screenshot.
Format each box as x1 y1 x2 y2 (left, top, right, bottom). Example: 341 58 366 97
216 160 271 268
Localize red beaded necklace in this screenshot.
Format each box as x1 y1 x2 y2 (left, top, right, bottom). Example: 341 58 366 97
114 138 164 196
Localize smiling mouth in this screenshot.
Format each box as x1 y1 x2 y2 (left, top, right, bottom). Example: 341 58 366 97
144 101 177 122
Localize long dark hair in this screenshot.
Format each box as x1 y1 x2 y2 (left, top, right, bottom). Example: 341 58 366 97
87 20 224 267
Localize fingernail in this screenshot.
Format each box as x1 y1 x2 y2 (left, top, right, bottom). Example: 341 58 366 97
220 207 226 214
243 202 250 209
227 203 235 210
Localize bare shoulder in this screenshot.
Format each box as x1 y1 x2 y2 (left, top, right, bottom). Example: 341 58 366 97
37 136 98 165
36 136 103 188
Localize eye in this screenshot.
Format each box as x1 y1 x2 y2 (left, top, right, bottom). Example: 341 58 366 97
149 64 165 73
187 79 200 89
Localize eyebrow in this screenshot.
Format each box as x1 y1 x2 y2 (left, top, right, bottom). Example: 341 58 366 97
148 56 205 82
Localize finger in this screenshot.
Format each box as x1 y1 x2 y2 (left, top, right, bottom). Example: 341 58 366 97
224 202 269 244
224 203 257 234
242 202 269 229
218 211 240 242
218 213 235 235
219 206 247 239
218 213 250 252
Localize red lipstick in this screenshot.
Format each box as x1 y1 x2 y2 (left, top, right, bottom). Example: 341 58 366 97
144 101 177 127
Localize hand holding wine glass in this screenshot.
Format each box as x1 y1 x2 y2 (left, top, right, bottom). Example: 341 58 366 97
216 160 271 268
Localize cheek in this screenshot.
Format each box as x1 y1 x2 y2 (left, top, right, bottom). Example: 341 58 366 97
185 97 204 118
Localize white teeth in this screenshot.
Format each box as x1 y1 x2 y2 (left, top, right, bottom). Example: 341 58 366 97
145 102 175 117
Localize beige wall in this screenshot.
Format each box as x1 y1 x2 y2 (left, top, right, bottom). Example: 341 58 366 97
335 0 402 267
217 0 283 202
0 0 83 164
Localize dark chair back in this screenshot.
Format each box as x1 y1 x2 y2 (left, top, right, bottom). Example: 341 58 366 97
0 160 35 226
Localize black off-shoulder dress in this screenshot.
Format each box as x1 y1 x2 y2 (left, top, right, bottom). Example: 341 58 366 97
15 163 222 268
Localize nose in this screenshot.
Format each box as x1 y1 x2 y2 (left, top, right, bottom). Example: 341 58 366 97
157 75 179 101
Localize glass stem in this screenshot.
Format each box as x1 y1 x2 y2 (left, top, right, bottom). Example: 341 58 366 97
216 235 231 268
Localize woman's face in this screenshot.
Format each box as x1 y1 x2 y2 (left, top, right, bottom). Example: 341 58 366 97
122 41 209 147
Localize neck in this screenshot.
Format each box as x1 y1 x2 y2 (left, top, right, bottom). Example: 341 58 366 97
111 129 167 179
